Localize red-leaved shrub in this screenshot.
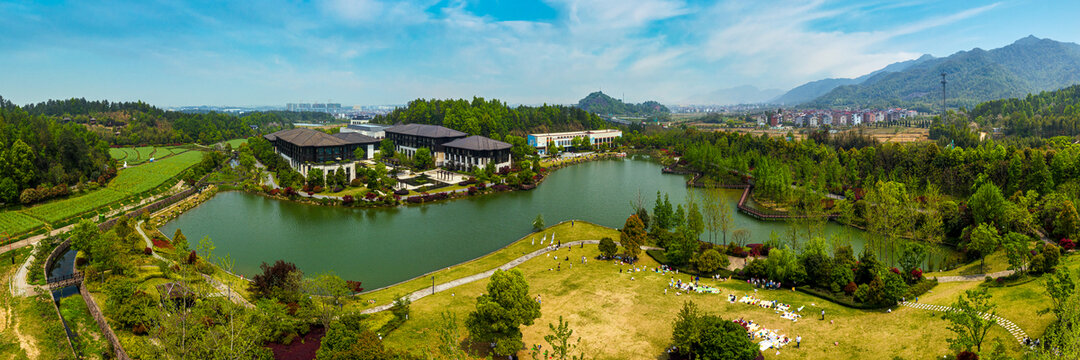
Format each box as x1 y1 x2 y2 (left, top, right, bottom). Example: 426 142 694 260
1060 238 1075 251
843 281 858 295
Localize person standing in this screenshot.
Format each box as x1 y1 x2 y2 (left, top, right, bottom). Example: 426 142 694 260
821 309 825 320
796 335 801 348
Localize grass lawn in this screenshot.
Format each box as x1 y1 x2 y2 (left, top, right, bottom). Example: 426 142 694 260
346 221 618 312
58 294 109 359
223 138 248 148
0 247 75 359
932 249 1012 277
374 221 1054 360
320 186 371 198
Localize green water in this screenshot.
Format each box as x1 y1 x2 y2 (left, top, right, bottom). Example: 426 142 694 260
161 157 954 290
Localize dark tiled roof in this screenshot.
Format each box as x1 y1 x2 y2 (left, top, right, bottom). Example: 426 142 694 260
385 123 467 138
443 135 512 151
266 128 349 147
332 132 380 144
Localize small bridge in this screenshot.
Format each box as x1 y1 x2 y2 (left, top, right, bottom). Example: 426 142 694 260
46 272 84 290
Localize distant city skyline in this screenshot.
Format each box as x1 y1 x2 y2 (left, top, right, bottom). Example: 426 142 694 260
1 0 1078 107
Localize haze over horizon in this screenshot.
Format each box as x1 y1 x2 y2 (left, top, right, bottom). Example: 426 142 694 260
2 0 1078 107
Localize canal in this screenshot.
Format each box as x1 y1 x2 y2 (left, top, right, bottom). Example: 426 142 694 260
161 156 956 290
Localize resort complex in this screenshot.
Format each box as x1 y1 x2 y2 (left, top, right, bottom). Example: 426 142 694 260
5 3 1080 360
263 128 378 182
528 129 622 155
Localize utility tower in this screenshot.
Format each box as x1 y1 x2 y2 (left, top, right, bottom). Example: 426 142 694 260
940 72 947 122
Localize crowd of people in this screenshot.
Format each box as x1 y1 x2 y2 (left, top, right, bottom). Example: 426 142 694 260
733 318 794 352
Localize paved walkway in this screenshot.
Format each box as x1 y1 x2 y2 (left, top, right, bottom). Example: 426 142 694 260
901 301 1028 344
135 221 253 308
360 240 660 314
9 247 39 297
932 270 1015 283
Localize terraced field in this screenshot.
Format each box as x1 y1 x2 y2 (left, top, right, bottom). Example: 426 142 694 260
109 145 194 165
4 150 204 231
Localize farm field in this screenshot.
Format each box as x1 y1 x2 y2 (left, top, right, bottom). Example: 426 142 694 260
222 138 248 148
13 150 203 226
109 145 193 165
0 212 45 237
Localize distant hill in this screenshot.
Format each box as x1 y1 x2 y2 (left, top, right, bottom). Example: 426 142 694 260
576 91 669 117
771 54 934 105
681 85 784 105
806 36 1080 111
967 83 1080 137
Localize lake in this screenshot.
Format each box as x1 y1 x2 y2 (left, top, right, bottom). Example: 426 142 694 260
161 157 955 290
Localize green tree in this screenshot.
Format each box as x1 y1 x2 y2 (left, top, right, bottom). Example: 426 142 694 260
306 168 325 188
172 228 189 252
941 288 997 352
620 215 647 260
765 246 805 285
670 301 757 360
533 214 545 232
1002 232 1031 273
653 192 674 230
1054 201 1080 240
969 183 1007 226
598 237 618 259
465 269 541 357
414 147 433 170
0 177 17 203
379 138 395 158
436 311 469 359
686 201 705 240
541 316 584 360
353 146 366 161
696 249 727 274
8 139 36 189
1039 269 1075 322
304 273 351 329
969 223 1001 269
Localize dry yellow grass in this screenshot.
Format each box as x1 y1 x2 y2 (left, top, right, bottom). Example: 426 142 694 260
378 221 1058 359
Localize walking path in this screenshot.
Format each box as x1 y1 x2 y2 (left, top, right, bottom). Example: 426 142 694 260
135 221 253 309
361 240 660 314
9 248 38 297
932 270 1015 283
901 301 1028 344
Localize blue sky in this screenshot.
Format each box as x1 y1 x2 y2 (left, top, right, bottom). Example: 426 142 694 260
1 0 1078 106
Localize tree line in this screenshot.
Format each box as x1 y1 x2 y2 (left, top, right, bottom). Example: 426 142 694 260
372 97 609 138
0 97 114 205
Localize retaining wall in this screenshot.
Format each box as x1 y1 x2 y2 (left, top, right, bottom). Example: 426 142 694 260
80 284 131 360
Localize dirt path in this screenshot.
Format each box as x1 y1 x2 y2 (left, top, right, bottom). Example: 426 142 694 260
1 266 39 359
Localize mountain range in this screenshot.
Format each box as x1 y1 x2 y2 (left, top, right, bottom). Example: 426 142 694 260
770 54 936 105
804 36 1080 110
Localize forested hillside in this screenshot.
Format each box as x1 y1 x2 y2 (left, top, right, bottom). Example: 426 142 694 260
0 97 113 204
969 84 1080 137
372 97 608 137
772 54 934 105
808 36 1080 110
576 91 669 117
22 98 296 145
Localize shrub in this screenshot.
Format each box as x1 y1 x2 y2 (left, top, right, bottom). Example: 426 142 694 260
956 350 978 360
350 178 364 187
143 247 152 255
342 195 354 204
313 186 323 193
346 280 364 293
196 259 215 274
910 268 924 282
843 281 858 295
1060 238 1075 251
854 283 870 303
187 250 197 264
599 237 618 259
